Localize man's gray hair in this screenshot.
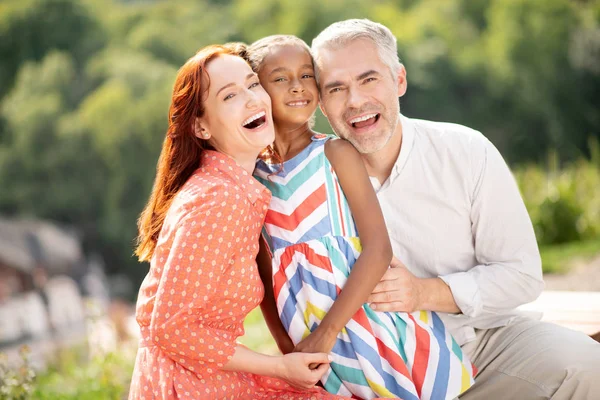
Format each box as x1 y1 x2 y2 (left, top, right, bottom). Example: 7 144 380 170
311 19 402 83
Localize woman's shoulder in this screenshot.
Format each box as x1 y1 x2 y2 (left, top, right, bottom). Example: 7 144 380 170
177 169 249 218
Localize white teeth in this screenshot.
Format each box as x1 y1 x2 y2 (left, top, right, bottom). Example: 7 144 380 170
349 113 378 124
287 101 309 106
242 111 266 127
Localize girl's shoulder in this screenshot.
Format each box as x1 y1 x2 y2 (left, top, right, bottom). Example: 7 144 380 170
311 133 329 140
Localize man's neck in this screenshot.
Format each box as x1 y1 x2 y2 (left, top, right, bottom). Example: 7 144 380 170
362 117 404 185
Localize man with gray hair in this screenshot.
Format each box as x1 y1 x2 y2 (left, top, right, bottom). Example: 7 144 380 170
311 18 600 399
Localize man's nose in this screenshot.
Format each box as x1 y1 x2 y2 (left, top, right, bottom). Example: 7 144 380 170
346 87 365 109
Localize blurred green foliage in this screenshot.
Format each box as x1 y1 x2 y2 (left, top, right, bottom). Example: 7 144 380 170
1 343 135 400
515 139 600 247
0 0 598 292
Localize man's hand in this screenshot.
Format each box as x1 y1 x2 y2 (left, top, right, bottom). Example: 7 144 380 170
293 326 337 369
367 256 461 314
367 256 424 313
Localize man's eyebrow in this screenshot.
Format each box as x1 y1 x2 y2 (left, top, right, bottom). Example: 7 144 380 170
323 70 381 91
323 80 344 91
216 73 256 96
357 70 380 81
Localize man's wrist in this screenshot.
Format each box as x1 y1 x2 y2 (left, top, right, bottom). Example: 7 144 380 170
417 277 460 314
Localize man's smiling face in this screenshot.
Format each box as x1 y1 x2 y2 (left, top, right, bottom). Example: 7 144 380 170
316 38 406 154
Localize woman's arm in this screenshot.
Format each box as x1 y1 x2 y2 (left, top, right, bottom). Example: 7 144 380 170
295 139 393 353
256 235 295 354
223 345 331 390
149 187 329 388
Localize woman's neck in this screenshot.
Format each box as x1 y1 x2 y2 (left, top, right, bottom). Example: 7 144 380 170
273 121 315 162
216 150 259 175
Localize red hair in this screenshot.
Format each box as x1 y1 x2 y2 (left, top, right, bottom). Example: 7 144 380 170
135 43 247 262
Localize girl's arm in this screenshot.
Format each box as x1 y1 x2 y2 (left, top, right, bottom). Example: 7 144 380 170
295 139 393 354
256 235 295 354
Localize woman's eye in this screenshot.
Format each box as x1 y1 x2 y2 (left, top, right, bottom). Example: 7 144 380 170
224 93 235 101
249 82 260 89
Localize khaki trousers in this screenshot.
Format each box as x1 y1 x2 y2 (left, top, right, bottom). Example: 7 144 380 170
458 317 600 399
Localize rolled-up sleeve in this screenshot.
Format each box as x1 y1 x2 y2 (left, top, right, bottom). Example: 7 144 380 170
149 193 244 372
440 138 544 318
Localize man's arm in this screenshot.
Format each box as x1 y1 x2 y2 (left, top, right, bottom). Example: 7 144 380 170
369 137 544 316
438 137 544 317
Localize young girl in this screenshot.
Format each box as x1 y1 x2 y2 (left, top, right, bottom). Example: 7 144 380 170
248 36 476 400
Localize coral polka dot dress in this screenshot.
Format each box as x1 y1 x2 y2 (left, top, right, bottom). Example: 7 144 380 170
129 150 346 400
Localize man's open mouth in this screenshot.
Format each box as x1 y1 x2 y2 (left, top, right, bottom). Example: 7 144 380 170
349 113 380 129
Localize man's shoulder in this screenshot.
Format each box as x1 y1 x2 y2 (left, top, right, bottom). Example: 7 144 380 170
411 117 489 149
408 116 493 164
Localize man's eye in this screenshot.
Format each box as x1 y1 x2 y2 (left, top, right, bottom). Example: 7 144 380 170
302 74 314 79
274 77 286 82
330 88 341 93
365 77 377 83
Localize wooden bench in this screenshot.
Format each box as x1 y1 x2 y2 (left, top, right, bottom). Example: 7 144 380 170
518 291 600 341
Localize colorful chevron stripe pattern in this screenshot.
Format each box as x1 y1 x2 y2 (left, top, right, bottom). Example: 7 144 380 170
254 135 476 399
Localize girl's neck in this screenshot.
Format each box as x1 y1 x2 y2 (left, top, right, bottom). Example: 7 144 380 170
273 121 315 162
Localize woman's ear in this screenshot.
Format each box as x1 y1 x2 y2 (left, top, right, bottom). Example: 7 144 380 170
194 118 210 140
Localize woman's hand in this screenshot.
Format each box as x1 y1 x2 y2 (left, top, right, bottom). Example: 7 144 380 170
277 352 332 390
293 327 338 369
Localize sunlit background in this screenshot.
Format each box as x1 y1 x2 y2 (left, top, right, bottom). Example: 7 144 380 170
1 0 599 398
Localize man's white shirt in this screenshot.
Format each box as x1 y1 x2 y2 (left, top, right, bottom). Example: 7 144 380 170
370 114 544 346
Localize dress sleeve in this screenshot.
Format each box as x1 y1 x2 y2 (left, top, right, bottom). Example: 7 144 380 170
149 188 246 373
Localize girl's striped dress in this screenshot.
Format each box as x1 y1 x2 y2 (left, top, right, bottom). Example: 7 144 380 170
254 135 476 400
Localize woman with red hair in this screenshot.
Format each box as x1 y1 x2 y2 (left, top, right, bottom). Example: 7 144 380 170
129 44 344 399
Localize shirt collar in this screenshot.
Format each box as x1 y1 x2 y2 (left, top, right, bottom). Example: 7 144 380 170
201 150 270 205
391 114 416 180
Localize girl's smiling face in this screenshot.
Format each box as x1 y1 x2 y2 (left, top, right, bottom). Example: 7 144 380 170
257 45 319 129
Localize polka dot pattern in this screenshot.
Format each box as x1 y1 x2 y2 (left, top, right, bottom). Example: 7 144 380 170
129 151 344 399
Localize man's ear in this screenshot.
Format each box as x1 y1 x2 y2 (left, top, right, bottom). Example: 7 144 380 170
319 103 328 119
194 118 210 139
397 65 408 98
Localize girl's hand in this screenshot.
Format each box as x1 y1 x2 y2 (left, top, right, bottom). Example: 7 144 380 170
277 352 332 390
293 327 338 369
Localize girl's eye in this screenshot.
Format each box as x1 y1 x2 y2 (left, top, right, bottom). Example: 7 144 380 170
249 82 260 89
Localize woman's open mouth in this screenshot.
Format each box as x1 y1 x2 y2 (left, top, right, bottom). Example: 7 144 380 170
242 111 267 130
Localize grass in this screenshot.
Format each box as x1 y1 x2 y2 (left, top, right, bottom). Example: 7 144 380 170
239 308 278 354
540 237 600 274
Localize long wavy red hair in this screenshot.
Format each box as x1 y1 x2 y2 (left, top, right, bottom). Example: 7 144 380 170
135 43 248 262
